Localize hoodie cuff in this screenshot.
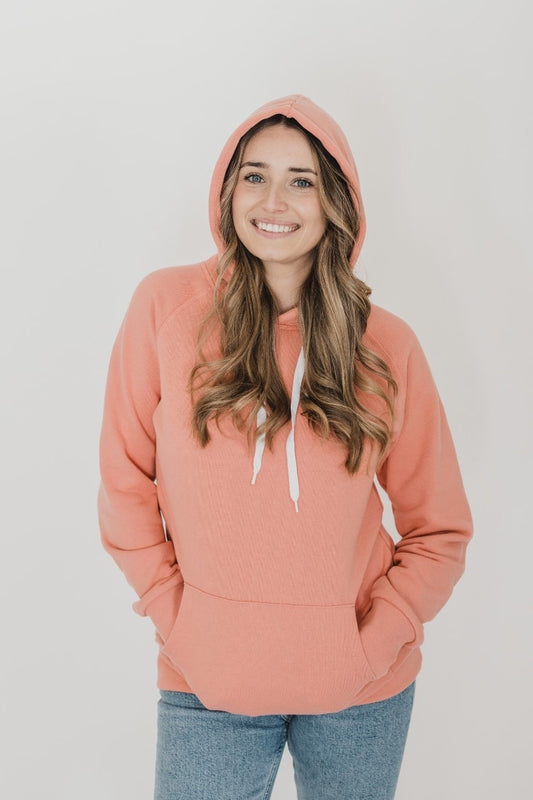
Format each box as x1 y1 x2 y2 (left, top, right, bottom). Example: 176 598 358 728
358 596 421 680
133 581 184 644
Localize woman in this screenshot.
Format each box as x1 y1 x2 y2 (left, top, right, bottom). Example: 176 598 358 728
97 94 473 799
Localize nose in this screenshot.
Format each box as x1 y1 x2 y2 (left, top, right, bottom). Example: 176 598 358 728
262 181 288 212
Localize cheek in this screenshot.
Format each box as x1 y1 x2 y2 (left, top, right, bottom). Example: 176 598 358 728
231 190 248 227
312 206 327 238
318 202 327 226
305 197 326 229
230 194 243 234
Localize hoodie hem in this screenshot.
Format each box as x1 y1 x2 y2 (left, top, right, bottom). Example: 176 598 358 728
155 642 423 712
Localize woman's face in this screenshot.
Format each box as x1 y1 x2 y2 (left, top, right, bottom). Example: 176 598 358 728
231 125 327 279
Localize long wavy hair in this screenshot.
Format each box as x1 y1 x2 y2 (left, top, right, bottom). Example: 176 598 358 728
188 114 397 474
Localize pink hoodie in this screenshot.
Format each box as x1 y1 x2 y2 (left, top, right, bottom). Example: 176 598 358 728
97 94 473 715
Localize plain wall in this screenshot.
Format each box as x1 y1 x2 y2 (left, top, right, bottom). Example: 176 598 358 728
1 1 531 797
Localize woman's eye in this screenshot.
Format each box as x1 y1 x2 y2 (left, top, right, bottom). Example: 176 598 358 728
244 173 264 183
294 178 313 188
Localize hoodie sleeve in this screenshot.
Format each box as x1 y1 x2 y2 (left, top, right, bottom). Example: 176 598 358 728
97 274 184 644
358 326 473 681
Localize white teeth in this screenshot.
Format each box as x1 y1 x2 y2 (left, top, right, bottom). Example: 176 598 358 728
254 221 299 233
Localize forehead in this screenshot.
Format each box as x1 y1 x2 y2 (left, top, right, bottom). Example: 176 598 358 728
242 124 315 163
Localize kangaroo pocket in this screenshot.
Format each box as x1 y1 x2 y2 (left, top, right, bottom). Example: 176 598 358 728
160 582 376 716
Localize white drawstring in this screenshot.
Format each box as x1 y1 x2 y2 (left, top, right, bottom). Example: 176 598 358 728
250 347 305 513
251 404 267 485
286 347 305 512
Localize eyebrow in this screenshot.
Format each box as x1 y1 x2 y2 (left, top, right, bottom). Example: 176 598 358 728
239 160 317 175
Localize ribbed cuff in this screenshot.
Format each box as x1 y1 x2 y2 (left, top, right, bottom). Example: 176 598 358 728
358 596 419 680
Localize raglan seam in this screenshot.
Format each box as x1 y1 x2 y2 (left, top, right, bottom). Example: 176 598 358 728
152 261 213 341
364 327 416 457
364 326 415 391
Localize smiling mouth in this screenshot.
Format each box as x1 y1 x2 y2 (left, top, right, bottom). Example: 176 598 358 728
252 220 300 234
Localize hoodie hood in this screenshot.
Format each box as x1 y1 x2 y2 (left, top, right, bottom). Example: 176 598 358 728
208 94 366 274
206 95 367 512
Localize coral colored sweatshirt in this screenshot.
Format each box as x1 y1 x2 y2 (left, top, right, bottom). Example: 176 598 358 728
97 95 473 716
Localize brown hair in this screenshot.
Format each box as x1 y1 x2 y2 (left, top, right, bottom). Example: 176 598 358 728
188 114 397 474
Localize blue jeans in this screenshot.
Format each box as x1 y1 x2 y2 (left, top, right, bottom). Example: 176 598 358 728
154 680 415 799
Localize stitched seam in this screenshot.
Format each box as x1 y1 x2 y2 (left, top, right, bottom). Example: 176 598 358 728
364 327 416 456
364 327 407 392
153 260 211 339
184 580 356 608
201 255 219 287
262 729 287 800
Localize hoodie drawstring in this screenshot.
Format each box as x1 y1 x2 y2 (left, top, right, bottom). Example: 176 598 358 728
250 404 267 486
250 347 305 513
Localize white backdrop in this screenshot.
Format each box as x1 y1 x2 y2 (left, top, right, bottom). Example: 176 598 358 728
1 1 531 797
